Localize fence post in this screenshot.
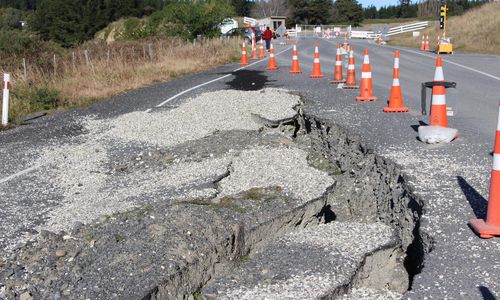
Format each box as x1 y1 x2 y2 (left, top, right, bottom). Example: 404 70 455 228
53 54 57 76
22 58 27 80
148 44 153 61
107 48 110 65
2 73 10 127
72 51 76 70
84 50 90 66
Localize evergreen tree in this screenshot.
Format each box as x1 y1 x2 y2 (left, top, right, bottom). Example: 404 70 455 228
231 0 253 16
288 0 332 24
332 0 363 25
364 5 377 19
31 0 85 46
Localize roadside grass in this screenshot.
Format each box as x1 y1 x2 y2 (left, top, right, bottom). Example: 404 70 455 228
388 3 500 55
1 37 240 126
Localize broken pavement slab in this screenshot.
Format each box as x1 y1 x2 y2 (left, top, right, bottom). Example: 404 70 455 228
202 222 406 300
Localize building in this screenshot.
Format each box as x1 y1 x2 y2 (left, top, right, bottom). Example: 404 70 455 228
257 16 287 31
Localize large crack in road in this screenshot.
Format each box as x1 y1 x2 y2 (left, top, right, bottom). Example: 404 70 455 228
0 85 429 299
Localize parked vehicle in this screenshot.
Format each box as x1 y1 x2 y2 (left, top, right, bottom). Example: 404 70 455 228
219 18 238 35
244 27 263 44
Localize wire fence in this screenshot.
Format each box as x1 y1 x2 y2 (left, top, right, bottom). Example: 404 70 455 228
0 36 236 84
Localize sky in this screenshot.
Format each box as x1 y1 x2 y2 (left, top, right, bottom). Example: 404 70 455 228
358 0 401 8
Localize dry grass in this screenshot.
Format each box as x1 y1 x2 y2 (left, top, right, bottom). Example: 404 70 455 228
388 2 500 55
1 37 240 126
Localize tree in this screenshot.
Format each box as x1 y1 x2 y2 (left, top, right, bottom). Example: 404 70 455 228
232 0 253 16
287 0 332 24
332 0 363 25
364 5 377 19
251 0 287 18
31 0 85 46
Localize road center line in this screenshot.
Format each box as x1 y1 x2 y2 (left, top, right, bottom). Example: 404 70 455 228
155 46 293 108
0 165 41 185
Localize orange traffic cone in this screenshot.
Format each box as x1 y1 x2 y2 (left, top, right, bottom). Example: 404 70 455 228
331 44 345 84
356 49 377 102
420 35 426 51
240 41 248 66
469 101 500 238
343 47 359 89
436 35 440 52
309 42 324 78
384 51 408 112
259 39 265 59
424 35 430 51
251 38 258 60
344 36 348 52
289 44 302 74
429 56 448 127
266 42 278 71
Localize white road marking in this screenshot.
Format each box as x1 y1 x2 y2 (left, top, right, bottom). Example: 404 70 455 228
0 46 294 185
155 46 293 108
384 45 500 81
0 165 41 185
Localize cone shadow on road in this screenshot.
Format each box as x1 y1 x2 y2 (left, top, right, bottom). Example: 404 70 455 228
478 286 497 300
410 121 428 133
457 176 488 219
225 70 274 91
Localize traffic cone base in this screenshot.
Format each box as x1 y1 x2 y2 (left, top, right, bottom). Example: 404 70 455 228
356 95 378 102
383 106 409 112
266 65 278 70
342 84 359 89
310 74 325 78
331 79 346 84
469 218 500 239
290 70 302 74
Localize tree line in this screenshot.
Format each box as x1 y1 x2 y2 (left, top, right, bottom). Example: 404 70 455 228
364 0 489 19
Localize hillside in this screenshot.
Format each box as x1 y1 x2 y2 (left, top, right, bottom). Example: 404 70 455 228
388 2 500 55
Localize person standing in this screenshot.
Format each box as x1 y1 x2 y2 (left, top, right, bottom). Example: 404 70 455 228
263 26 273 51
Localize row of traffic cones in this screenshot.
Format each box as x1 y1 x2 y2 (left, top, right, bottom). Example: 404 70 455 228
420 35 430 51
243 40 449 119
420 35 442 52
240 39 267 66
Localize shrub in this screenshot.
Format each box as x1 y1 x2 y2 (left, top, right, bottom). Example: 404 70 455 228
150 0 234 40
29 85 60 110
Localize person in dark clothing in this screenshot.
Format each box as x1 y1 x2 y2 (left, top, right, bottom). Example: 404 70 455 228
263 27 273 51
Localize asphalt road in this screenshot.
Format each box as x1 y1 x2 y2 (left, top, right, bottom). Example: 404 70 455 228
1 37 500 299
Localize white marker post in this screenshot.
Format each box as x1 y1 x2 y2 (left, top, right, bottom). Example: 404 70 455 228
2 73 10 126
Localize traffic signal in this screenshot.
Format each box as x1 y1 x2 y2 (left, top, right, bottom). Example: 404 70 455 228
440 6 446 29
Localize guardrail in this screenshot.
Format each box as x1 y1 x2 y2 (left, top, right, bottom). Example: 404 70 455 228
351 21 429 39
385 21 429 37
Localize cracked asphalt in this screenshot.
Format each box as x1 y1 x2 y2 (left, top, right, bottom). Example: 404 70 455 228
1 36 500 299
